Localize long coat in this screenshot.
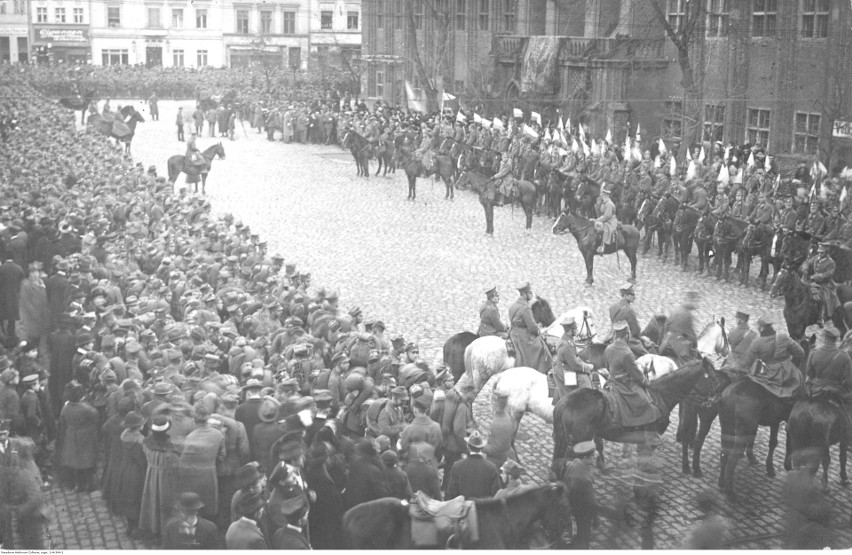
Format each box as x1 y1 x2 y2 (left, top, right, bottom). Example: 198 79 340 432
305 464 345 549
0 260 24 321
47 328 75 415
739 332 805 398
101 412 126 508
447 453 500 499
114 429 148 521
140 435 181 535
162 515 221 549
57 401 99 469
18 277 50 340
178 424 225 519
604 338 660 427
478 300 506 336
45 272 71 329
342 454 388 509
271 525 311 549
508 297 552 373
805 344 852 396
0 385 23 434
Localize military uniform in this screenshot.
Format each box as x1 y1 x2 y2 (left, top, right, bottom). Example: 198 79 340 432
803 250 838 320
508 295 552 374
805 333 852 443
478 300 507 337
552 334 592 402
725 321 757 368
604 336 660 427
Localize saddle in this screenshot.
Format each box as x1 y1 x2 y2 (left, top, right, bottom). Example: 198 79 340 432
409 492 479 548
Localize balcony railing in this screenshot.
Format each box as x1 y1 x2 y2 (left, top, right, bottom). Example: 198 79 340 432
495 35 666 62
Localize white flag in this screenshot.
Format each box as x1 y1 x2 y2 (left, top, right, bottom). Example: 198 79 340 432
717 164 729 183
455 111 467 123
686 148 693 162
636 123 641 143
841 186 848 204
557 147 568 157
523 124 539 139
591 140 600 157
632 145 642 162
543 128 551 142
556 115 564 131
764 154 772 171
670 157 677 177
733 166 743 184
654 155 661 169
473 113 482 124
513 108 523 118
724 145 731 163
492 117 504 130
605 129 612 144
686 160 697 181
698 146 706 164
571 137 580 154
658 138 667 156
531 111 541 125
582 138 590 157
578 123 586 141
565 118 572 134
747 151 756 168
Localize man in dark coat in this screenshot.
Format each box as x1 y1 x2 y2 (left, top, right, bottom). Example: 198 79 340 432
737 315 804 398
608 283 649 357
725 311 757 368
404 442 442 500
804 324 852 444
660 291 700 361
270 484 311 549
47 314 76 416
162 492 221 549
226 492 268 549
45 260 71 332
507 282 551 373
605 321 661 427
552 315 594 402
304 442 344 549
447 430 500 499
478 287 507 338
0 255 24 342
563 440 606 549
342 438 388 509
235 379 264 439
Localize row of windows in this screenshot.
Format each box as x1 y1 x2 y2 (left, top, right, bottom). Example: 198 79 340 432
668 0 830 39
319 10 359 30
106 6 208 28
235 9 297 35
36 6 85 23
375 0 515 33
663 103 823 155
101 48 207 66
0 0 26 16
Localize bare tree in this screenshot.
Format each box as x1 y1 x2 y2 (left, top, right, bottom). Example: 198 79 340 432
404 0 452 111
648 0 705 161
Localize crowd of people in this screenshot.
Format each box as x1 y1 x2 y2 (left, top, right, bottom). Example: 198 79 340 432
0 66 547 550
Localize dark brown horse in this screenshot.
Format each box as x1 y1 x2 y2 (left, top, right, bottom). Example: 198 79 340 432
671 204 700 270
693 211 718 276
737 221 778 289
640 195 677 261
342 484 570 549
59 88 96 125
87 105 145 154
552 211 639 285
786 397 848 490
404 153 455 201
340 130 371 178
456 170 537 234
443 331 478 383
552 358 716 471
769 267 852 340
167 142 226 194
713 216 748 282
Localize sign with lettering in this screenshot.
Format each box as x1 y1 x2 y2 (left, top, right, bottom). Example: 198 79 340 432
833 119 852 139
35 27 88 43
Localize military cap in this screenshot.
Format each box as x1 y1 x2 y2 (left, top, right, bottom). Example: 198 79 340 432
612 320 629 332
572 440 596 456
735 311 750 320
517 282 531 293
485 286 497 297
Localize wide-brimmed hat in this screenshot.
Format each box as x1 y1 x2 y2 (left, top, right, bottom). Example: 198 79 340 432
235 462 264 489
258 396 281 423
176 492 205 512
150 414 171 433
465 430 487 450
122 411 146 430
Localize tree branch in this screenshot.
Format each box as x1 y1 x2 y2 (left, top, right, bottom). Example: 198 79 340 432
648 0 684 49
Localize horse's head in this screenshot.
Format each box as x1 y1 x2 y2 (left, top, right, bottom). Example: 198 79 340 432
742 222 759 248
215 142 226 159
123 105 145 123
552 210 571 235
454 171 469 190
769 266 795 298
697 318 730 359
531 296 556 327
535 482 571 549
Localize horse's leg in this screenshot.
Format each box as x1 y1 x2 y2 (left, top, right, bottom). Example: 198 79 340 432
584 251 594 285
840 440 848 485
822 445 830 491
594 436 606 471
766 423 780 478
202 173 207 195
626 247 638 282
746 439 758 466
693 407 717 478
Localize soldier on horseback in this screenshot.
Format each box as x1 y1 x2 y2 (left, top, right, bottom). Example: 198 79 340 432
660 291 700 361
478 287 507 339
802 241 839 326
738 314 804 397
508 282 552 373
489 154 514 199
804 324 852 445
552 314 593 402
605 320 661 427
186 132 204 167
594 184 617 254
609 283 649 356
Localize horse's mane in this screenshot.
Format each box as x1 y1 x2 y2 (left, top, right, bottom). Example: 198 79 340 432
650 357 710 402
472 483 563 508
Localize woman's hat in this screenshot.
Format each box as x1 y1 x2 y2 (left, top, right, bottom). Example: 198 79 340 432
150 414 171 432
122 411 145 430
235 462 264 489
258 396 281 423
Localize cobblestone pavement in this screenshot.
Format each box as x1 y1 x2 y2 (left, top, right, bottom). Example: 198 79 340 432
49 99 851 549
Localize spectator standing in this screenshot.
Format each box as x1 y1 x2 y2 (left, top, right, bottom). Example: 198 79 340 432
140 415 181 538
178 402 226 522
56 382 99 492
176 107 185 142
0 255 25 344
162 492 221 549
18 262 49 352
114 412 148 537
446 430 500 499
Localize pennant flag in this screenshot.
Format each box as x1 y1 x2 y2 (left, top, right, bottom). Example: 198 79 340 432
842 185 848 204
557 147 568 157
686 160 697 181
404 81 426 113
842 166 852 180
492 117 504 130
456 110 467 123
591 140 600 157
654 155 661 169
747 151 755 168
482 118 492 129
578 123 586 141
440 91 459 114
513 107 523 118
686 148 693 162
571 137 580 154
556 116 564 131
523 124 539 139
531 111 541 125
658 138 667 156
624 133 631 154
698 146 706 164
764 154 772 171
724 145 731 163
636 123 641 144
605 129 613 144
733 166 743 184
473 113 482 124
543 128 551 142
507 118 514 133
565 118 572 134
582 139 591 158
774 173 781 193
717 164 729 183
670 157 677 177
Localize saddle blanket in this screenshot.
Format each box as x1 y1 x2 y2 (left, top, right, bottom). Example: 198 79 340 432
410 494 479 547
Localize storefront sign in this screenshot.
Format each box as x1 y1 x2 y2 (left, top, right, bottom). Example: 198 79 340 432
833 119 852 139
35 27 88 43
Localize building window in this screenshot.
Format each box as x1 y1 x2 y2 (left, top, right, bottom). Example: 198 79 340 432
663 100 683 140
752 0 777 37
347 11 358 30
102 49 128 65
73 7 83 22
478 0 489 30
282 10 295 34
195 8 207 28
197 49 208 66
801 0 829 38
503 0 515 31
55 7 65 22
147 7 161 28
288 46 301 69
320 10 332 29
667 0 686 31
107 6 120 27
236 9 249 33
706 0 729 36
394 0 402 29
794 112 820 154
456 0 465 30
36 6 47 22
413 2 422 29
260 10 272 33
376 0 383 28
747 108 771 147
376 69 384 97
704 103 725 142
171 8 183 27
173 49 184 67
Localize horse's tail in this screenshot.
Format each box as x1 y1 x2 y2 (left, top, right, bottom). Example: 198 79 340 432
463 343 475 382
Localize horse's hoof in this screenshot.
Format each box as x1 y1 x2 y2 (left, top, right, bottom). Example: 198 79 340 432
840 477 848 487
693 469 703 479
766 468 776 479
747 457 759 467
682 466 691 475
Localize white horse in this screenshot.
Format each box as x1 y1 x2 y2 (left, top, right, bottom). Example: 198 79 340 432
542 306 597 344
